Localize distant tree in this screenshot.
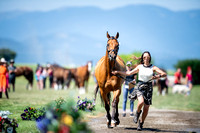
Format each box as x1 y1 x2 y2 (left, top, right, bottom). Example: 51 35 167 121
0 48 17 62
174 59 200 85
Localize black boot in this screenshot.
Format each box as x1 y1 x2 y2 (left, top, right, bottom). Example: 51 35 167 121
0 92 2 98
137 120 144 131
133 110 142 123
5 90 9 99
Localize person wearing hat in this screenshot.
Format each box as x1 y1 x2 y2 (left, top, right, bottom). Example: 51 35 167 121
8 59 16 92
122 61 137 117
0 58 9 99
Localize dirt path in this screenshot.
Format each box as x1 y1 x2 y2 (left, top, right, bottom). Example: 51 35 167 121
88 109 200 133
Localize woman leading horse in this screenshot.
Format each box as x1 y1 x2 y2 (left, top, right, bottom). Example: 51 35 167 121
95 32 126 128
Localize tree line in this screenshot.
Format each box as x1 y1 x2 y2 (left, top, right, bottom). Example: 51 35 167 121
0 48 16 61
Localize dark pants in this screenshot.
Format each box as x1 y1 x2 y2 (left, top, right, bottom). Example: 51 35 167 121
49 76 53 88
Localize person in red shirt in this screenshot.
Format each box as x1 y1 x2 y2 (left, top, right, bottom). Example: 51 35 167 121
185 66 192 95
0 58 9 99
174 68 182 85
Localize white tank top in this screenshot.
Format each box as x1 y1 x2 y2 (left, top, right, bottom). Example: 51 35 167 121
138 64 154 82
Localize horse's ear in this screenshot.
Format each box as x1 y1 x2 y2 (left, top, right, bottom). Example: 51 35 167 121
115 32 119 39
107 31 110 39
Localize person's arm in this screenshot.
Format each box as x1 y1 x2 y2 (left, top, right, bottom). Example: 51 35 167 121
112 65 139 76
8 68 14 74
152 66 167 79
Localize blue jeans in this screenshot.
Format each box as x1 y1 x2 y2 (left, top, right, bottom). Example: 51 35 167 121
123 84 134 113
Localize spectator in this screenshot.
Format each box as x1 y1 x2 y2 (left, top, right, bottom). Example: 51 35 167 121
122 61 137 117
0 58 9 99
157 69 168 96
42 67 48 89
5 62 10 93
36 66 43 90
174 68 182 85
8 59 16 92
47 64 53 89
185 66 193 95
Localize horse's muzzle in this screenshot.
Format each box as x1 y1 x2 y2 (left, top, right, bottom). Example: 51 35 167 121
109 54 117 61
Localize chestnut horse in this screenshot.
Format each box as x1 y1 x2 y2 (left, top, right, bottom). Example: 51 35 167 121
75 61 92 94
67 61 92 94
50 64 71 90
15 66 33 90
95 32 125 128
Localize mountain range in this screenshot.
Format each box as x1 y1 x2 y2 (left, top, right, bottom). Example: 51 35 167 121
0 5 200 69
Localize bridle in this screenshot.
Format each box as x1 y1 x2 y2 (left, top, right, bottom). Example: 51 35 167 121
106 36 119 55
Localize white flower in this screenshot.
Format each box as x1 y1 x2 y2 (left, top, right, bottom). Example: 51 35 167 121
0 111 12 118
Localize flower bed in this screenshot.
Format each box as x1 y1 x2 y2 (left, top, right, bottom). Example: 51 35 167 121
77 96 95 112
0 111 18 133
36 98 92 133
21 107 45 121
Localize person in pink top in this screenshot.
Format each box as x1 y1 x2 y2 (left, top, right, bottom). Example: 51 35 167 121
185 66 193 95
5 63 10 91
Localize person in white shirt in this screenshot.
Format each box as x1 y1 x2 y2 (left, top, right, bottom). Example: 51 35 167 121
112 51 166 131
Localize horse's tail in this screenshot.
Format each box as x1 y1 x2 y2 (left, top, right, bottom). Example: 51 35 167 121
94 84 99 102
94 85 111 107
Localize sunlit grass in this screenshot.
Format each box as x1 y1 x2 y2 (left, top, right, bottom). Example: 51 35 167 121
0 75 104 132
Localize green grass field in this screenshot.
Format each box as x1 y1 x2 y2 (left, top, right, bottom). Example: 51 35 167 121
0 64 200 132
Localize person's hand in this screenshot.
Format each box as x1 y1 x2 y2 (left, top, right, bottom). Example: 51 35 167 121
130 79 136 84
112 71 118 75
152 75 161 80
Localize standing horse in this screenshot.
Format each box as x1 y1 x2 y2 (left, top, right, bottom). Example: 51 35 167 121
15 66 33 90
67 61 92 94
75 61 92 94
50 64 71 90
95 32 126 128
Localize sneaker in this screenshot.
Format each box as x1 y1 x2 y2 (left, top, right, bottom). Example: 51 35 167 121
122 113 126 117
130 113 134 117
137 120 144 131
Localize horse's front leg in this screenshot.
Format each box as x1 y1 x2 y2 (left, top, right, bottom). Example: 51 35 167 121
100 90 111 128
111 89 121 127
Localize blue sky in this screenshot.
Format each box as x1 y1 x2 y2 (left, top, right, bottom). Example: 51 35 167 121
0 0 200 12
0 0 199 69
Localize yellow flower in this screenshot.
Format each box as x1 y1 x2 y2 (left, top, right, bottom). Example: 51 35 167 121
62 114 73 126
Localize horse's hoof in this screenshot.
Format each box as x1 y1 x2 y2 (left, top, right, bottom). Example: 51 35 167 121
111 120 117 127
111 122 117 127
107 125 113 129
107 123 113 128
116 121 120 125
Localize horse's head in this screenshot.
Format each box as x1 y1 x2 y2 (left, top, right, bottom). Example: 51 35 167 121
106 32 119 61
87 61 92 72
